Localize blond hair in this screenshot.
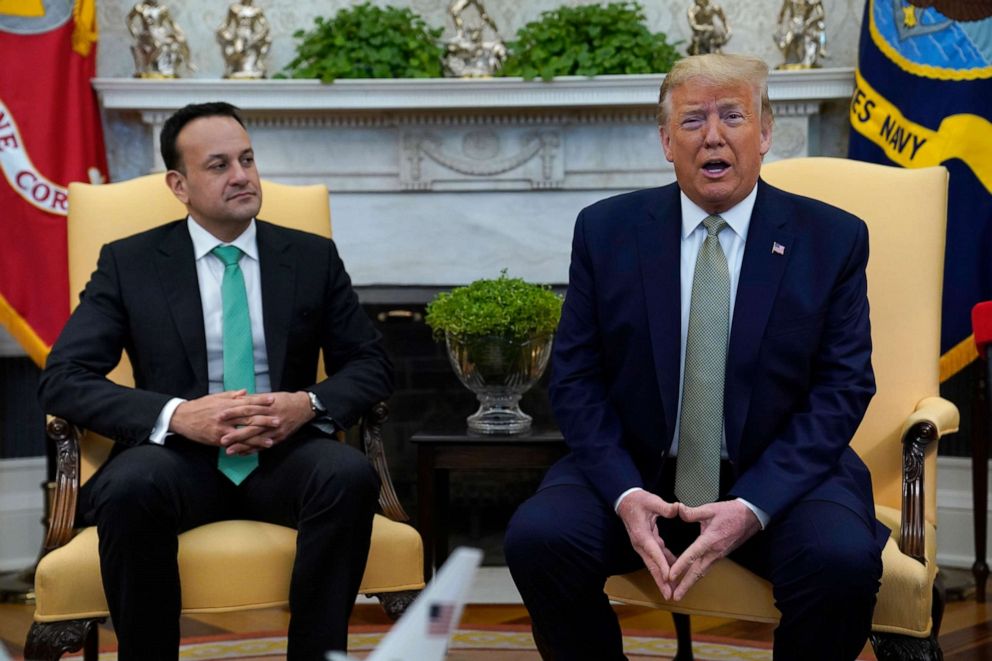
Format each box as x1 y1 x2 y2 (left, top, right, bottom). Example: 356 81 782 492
657 54 772 128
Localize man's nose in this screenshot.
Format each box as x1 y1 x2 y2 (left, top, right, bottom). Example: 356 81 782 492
229 162 249 184
702 116 724 147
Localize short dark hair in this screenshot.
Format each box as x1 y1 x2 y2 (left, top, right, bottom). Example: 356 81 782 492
160 102 246 172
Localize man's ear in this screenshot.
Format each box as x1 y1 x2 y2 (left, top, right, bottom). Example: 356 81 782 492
165 169 189 204
759 119 773 157
659 126 675 163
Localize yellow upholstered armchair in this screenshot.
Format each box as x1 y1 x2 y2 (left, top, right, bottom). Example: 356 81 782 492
606 158 958 660
25 175 425 661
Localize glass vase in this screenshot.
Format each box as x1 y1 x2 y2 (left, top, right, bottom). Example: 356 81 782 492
444 332 553 434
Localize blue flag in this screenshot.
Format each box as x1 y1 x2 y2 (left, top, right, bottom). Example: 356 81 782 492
848 0 992 381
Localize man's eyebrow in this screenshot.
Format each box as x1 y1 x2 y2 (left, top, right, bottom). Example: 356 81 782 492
203 148 253 164
677 105 706 117
716 99 747 110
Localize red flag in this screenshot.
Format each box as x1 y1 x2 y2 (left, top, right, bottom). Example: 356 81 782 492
0 0 108 366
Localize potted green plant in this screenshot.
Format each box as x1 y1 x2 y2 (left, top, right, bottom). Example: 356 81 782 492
277 2 444 82
501 1 681 81
426 271 563 434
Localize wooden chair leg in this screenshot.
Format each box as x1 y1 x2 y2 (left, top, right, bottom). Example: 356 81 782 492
371 589 421 621
673 612 694 661
24 618 102 661
870 631 942 660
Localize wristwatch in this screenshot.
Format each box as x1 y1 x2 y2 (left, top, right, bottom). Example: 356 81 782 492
306 391 325 414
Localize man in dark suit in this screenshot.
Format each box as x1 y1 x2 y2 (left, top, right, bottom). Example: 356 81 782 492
505 54 885 660
38 102 392 660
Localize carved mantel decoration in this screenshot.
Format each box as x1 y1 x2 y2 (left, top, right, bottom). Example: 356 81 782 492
93 70 854 287
401 129 562 190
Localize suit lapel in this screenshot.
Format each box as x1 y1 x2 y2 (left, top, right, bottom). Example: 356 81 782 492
154 222 209 388
725 180 794 460
636 186 682 448
256 221 296 392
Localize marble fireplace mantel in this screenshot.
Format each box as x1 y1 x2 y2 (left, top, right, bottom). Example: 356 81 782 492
93 69 854 287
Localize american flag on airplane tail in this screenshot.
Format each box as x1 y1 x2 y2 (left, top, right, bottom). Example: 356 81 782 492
427 601 456 636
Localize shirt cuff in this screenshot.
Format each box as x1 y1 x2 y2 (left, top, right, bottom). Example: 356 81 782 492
614 487 645 513
149 397 185 445
736 497 770 529
310 416 339 436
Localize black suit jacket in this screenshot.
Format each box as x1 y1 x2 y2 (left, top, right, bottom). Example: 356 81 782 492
39 219 392 451
544 179 883 537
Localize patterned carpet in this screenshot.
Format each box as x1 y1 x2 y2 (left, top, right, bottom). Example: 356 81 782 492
61 626 783 661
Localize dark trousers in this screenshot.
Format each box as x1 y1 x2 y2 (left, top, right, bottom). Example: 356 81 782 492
79 434 379 661
504 464 883 661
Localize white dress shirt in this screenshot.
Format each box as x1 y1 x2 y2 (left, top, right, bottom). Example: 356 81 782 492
148 217 271 443
614 186 770 528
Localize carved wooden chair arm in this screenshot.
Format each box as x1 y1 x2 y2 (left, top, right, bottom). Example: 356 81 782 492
899 396 959 563
43 416 83 554
360 401 409 522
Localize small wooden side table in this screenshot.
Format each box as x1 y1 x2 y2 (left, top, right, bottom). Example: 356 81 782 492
411 419 566 577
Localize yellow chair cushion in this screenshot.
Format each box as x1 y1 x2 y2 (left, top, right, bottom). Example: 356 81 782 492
34 514 424 622
605 505 936 638
606 553 780 623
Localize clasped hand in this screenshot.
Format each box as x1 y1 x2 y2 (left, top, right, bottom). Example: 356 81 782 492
170 389 315 456
616 491 761 601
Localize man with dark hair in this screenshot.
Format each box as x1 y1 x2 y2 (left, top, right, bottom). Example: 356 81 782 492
505 53 885 660
39 101 392 660
159 101 246 172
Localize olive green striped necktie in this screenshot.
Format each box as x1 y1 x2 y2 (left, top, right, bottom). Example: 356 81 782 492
675 215 729 507
212 245 258 485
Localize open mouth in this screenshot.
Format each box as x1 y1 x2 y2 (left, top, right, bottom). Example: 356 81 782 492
702 159 730 176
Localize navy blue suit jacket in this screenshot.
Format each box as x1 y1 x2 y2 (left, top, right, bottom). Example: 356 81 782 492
39 219 392 453
544 179 883 535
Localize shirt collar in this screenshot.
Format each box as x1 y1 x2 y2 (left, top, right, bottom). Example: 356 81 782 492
679 183 758 241
187 216 259 261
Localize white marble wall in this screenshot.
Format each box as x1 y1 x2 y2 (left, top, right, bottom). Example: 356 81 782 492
96 0 863 80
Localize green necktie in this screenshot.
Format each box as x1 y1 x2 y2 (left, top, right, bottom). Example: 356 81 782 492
212 245 258 485
675 215 730 507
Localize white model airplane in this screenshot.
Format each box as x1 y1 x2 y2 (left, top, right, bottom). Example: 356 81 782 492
326 546 483 661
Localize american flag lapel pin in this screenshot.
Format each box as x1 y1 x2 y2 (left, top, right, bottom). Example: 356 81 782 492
771 241 786 256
